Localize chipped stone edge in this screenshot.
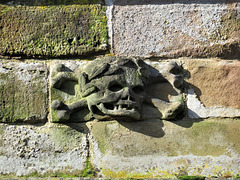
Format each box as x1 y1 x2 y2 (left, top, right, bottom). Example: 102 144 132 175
187 88 240 119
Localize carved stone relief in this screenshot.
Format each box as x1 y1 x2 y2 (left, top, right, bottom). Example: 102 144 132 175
50 57 184 122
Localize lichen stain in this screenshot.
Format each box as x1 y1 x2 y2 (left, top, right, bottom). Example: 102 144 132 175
0 4 108 58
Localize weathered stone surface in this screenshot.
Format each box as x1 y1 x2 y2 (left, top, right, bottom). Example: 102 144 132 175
0 60 48 123
49 57 184 123
88 118 240 178
106 0 240 58
1 0 104 6
49 60 89 122
186 58 240 118
0 4 108 57
0 123 88 176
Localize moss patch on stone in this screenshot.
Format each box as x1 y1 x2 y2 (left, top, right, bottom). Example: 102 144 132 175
45 123 87 151
178 175 206 180
0 0 104 6
90 119 240 178
90 118 240 157
101 169 167 179
80 157 96 177
0 61 48 123
0 4 108 58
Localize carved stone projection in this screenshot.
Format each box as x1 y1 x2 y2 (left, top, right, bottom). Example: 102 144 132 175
50 57 184 122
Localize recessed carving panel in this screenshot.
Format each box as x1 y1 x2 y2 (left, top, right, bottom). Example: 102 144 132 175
50 57 184 122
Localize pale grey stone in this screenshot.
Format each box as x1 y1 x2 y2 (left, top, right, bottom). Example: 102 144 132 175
89 119 240 178
187 88 240 118
105 0 240 57
0 123 88 176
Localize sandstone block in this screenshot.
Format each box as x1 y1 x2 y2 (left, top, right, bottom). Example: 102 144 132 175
106 0 240 58
0 4 108 57
186 59 240 118
88 119 240 178
0 123 88 176
0 60 48 123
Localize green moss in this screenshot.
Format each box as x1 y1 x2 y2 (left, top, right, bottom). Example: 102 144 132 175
81 157 96 177
91 119 240 158
17 154 96 178
0 0 104 6
24 171 44 178
178 176 205 180
51 108 61 123
45 124 86 151
0 4 108 58
102 168 176 179
50 84 82 123
0 62 47 123
20 170 89 178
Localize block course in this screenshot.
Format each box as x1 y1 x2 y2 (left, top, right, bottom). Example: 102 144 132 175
0 3 108 58
106 0 240 58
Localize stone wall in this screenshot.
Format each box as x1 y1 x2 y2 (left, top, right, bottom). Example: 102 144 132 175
0 0 240 178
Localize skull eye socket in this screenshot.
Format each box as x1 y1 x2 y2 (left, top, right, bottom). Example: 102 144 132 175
109 83 123 92
132 85 144 95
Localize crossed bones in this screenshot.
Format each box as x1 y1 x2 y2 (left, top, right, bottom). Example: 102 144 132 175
50 58 184 122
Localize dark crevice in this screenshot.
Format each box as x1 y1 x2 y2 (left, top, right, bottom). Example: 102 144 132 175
132 86 144 95
109 83 123 92
104 103 114 110
91 105 105 116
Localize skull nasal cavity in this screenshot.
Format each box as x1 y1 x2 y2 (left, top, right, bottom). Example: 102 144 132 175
122 88 134 101
122 95 134 101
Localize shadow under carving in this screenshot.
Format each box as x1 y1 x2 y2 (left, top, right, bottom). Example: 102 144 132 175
118 119 165 138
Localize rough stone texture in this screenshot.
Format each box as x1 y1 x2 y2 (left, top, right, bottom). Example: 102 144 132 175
0 4 108 57
186 58 240 118
0 60 48 123
88 118 240 178
106 0 240 58
1 0 104 6
0 123 88 176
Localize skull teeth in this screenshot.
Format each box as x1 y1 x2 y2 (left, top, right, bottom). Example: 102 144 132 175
102 103 135 111
117 104 133 111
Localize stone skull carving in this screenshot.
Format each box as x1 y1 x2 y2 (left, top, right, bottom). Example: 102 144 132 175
80 58 149 120
50 57 184 122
